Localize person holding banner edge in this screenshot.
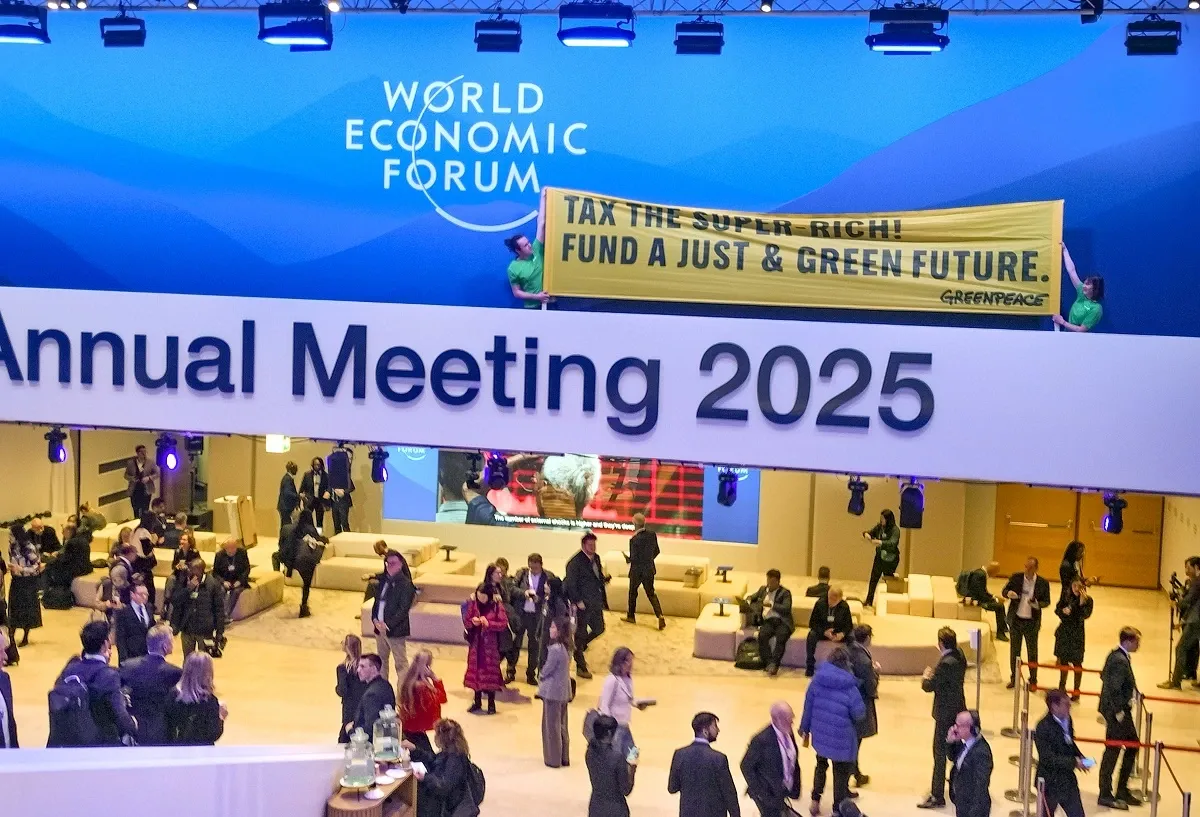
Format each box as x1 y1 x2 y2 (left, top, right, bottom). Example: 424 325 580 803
506 189 551 308
1053 243 1104 332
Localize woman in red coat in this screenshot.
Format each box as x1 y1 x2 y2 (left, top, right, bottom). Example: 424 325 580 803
398 648 447 755
464 583 509 715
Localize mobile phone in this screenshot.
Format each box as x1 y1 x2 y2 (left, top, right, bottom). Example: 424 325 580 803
626 746 640 764
1081 757 1096 769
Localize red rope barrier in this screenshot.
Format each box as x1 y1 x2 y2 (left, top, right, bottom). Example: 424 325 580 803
1139 692 1200 706
1070 737 1200 754
1023 661 1104 674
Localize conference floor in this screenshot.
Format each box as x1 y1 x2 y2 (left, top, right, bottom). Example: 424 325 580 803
6 579 1198 817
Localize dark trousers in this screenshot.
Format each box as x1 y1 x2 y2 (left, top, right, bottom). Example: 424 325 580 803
1010 617 1040 684
855 736 866 778
131 491 150 521
1171 622 1200 686
510 610 541 677
1058 667 1084 694
278 510 291 532
864 553 898 607
1099 711 1138 798
573 607 605 670
1043 777 1085 817
751 797 788 817
758 618 792 667
331 496 351 534
627 572 664 620
299 568 315 611
312 505 325 530
813 756 854 808
977 595 1008 637
805 629 838 673
931 715 955 800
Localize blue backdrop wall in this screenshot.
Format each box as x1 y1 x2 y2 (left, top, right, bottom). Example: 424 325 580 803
1 14 1197 336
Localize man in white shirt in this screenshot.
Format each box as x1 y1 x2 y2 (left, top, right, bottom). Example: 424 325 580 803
1002 557 1051 689
509 553 550 685
114 583 154 664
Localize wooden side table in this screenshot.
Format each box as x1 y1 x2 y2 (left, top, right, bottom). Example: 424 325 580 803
326 772 417 817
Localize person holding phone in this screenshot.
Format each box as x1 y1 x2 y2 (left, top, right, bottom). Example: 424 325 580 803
1034 689 1089 817
586 713 637 817
599 647 652 759
862 510 901 608
945 710 993 817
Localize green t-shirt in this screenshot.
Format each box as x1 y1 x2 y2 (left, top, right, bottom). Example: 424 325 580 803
507 239 544 308
1068 285 1102 330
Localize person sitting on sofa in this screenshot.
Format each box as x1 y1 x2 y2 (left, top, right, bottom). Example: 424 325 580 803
956 562 1009 643
43 522 93 605
806 587 854 678
806 567 832 599
743 570 795 677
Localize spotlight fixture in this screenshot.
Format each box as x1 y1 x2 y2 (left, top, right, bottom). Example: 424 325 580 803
45 0 58 9
866 6 949 54
100 12 146 47
466 452 483 491
1125 16 1181 56
186 0 197 7
156 434 179 472
558 1 635 47
1102 491 1127 534
717 468 738 507
387 0 409 10
475 17 521 52
1189 0 1198 10
0 3 50 44
73 0 84 7
898 478 924 528
484 452 510 491
185 435 205 456
759 0 772 11
674 19 723 54
847 476 869 516
326 0 339 10
45 427 68 464
369 446 390 484
258 1 332 51
1080 0 1103 24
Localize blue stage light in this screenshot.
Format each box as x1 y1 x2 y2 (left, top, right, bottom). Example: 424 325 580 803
369 446 390 484
717 468 738 507
156 434 180 472
0 3 50 44
675 20 723 55
475 18 521 52
1102 491 1127 533
866 7 949 54
259 2 332 51
847 477 868 516
100 13 145 47
558 2 635 47
45 427 67 463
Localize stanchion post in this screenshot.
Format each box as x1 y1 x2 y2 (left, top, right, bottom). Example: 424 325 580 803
972 628 983 715
1003 663 1023 739
1037 776 1047 817
1021 711 1033 817
1135 692 1145 772
1181 791 1191 817
1148 742 1162 817
1141 711 1154 800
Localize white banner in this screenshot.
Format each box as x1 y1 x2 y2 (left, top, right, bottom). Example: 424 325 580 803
1 286 1197 496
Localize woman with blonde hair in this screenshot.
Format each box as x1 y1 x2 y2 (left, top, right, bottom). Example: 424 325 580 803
109 526 134 559
336 634 367 743
166 651 227 746
398 648 447 755
403 718 475 817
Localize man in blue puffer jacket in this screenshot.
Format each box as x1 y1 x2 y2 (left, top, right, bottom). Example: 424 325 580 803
800 647 866 815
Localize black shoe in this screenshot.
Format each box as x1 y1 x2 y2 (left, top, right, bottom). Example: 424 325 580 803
18 637 29 648
804 669 815 678
467 703 482 714
298 607 311 619
621 616 637 625
854 774 870 787
504 666 517 684
1006 680 1016 690
917 797 946 809
526 673 538 686
1156 681 1182 690
848 791 860 800
766 664 779 677
577 666 592 680
1098 797 1129 811
658 617 667 630
1118 792 1144 807
486 705 497 715
996 633 1009 642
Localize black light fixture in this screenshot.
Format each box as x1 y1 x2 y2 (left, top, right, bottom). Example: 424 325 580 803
387 0 409 10
558 1 635 47
258 1 332 51
369 446 390 484
1125 16 1181 56
1080 0 1103 24
485 452 510 490
100 12 145 48
759 0 772 11
847 476 869 516
0 2 50 44
186 0 198 8
475 17 521 52
898 478 924 528
156 433 179 472
674 19 723 55
185 435 205 456
466 452 483 491
45 427 67 463
866 5 949 54
717 468 738 507
1102 491 1127 534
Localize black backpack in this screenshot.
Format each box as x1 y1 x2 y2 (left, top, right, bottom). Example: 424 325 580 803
47 674 100 747
465 760 486 806
955 571 971 599
734 637 766 671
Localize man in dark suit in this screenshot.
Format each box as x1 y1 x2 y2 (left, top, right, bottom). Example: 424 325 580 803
1098 627 1142 810
348 654 396 736
1002 557 1052 689
119 624 183 746
0 630 17 749
744 570 795 677
1034 689 1087 817
623 512 666 630
564 530 610 679
946 710 993 817
508 553 553 685
48 621 139 747
213 538 252 624
740 702 802 817
124 444 159 520
114 583 154 664
918 627 968 809
669 711 740 817
277 461 300 531
957 562 1008 642
1159 556 1200 691
805 566 831 599
805 586 854 677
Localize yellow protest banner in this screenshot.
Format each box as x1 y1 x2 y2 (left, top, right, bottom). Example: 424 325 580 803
542 188 1063 315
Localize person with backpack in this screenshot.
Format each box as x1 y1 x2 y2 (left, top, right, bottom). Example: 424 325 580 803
170 559 225 658
404 717 484 817
48 620 138 747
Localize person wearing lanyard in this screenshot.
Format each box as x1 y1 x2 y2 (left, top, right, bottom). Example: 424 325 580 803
1034 689 1088 817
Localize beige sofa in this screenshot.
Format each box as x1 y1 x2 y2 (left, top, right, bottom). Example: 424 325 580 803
282 533 456 593
71 566 283 622
602 551 711 618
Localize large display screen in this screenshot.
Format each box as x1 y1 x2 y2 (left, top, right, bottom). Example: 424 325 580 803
381 447 759 544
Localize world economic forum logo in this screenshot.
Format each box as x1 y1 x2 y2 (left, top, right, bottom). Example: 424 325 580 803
346 76 589 233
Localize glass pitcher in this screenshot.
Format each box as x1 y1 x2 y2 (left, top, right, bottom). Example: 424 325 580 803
342 728 375 788
373 704 402 763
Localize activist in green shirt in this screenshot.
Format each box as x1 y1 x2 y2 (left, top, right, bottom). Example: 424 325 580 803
505 189 550 308
1053 242 1104 332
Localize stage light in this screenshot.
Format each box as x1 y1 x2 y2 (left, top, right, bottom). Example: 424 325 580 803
73 0 85 7
475 18 521 52
326 0 339 10
45 0 58 9
1080 0 1103 24
0 3 50 44
156 434 179 472
466 452 483 491
485 453 510 490
558 2 635 47
45 427 67 464
717 468 738 507
387 0 409 10
1189 0 1198 10
1125 16 1181 56
1102 491 1127 534
759 0 772 11
186 0 198 7
265 434 292 453
100 13 145 47
866 7 949 54
847 476 869 516
899 479 924 528
674 19 723 54
185 435 205 456
369 446 390 484
259 2 332 51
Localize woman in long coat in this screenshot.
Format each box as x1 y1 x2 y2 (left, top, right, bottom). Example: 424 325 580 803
463 583 508 715
6 524 44 647
1054 579 1094 700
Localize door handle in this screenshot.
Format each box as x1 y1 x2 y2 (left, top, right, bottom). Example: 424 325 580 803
1007 520 1071 529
